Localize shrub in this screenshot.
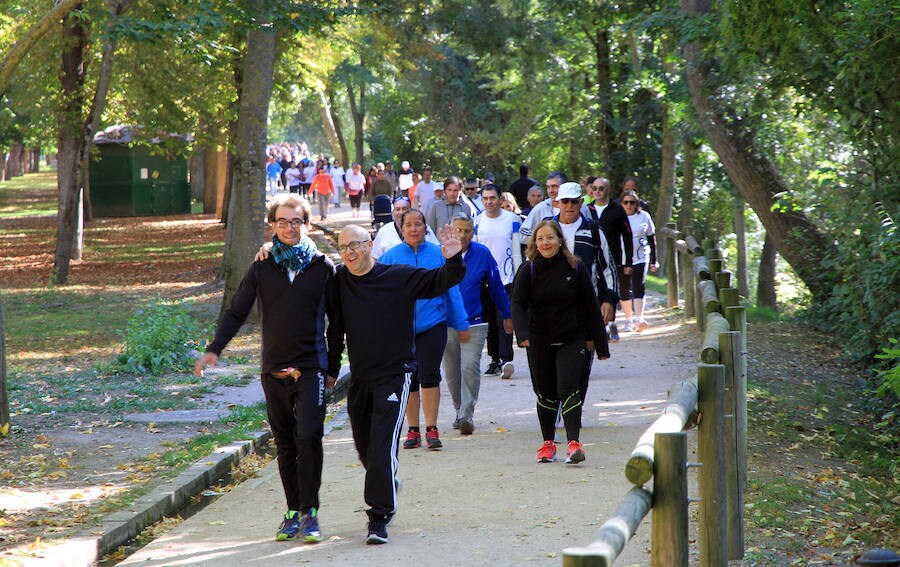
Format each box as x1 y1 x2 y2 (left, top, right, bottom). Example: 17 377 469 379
115 301 205 375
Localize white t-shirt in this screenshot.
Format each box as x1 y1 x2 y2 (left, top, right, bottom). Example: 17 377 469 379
416 180 436 213
329 167 346 189
474 210 522 285
398 170 415 192
628 211 656 265
558 219 580 254
345 171 366 195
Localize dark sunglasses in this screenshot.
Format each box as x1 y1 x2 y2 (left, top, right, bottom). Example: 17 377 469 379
558 198 581 205
622 200 637 205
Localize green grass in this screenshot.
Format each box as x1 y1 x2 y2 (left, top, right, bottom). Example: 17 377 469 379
0 171 58 217
156 402 269 468
644 274 667 295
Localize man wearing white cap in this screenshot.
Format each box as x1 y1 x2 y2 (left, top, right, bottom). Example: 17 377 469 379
551 181 618 405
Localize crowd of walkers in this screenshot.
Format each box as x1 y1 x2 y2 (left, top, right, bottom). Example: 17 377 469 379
199 145 659 546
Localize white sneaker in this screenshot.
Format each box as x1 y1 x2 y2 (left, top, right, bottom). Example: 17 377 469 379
500 361 514 380
622 320 634 332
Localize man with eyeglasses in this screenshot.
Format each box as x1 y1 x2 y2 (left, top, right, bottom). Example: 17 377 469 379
585 176 634 342
371 196 440 259
551 182 619 403
519 171 591 245
326 223 466 545
195 194 336 544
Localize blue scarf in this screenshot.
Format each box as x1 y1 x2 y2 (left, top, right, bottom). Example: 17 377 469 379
271 235 319 273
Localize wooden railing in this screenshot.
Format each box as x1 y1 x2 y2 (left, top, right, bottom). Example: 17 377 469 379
562 231 748 566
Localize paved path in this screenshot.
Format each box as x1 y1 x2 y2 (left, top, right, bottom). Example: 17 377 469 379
118 201 701 566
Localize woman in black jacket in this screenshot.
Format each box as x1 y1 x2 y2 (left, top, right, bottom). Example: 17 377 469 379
511 220 607 465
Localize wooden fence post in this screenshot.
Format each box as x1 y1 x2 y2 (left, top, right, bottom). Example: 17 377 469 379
725 305 748 459
665 223 680 308
681 245 695 320
719 288 739 311
720 331 746 560
652 432 690 567
698 363 728 567
715 270 731 291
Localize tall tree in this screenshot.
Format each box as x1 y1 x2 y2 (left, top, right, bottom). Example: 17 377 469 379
218 2 276 319
680 0 838 302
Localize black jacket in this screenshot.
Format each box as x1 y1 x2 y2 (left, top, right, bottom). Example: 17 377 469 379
511 251 609 359
208 254 337 375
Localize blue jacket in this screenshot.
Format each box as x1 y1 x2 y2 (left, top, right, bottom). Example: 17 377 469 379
459 241 510 324
379 241 469 334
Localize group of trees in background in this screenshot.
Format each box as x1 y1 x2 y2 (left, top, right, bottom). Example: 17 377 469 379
0 1 896 370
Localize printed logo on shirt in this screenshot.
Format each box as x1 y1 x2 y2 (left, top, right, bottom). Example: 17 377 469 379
387 393 399 402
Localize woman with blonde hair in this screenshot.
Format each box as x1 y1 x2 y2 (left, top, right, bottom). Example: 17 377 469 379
511 220 607 464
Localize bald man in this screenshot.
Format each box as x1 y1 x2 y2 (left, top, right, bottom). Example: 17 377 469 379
326 224 465 545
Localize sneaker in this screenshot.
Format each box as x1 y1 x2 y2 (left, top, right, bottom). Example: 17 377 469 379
483 361 501 377
425 427 443 450
622 319 634 332
500 361 514 380
300 507 324 543
608 323 620 342
565 440 586 464
402 429 421 449
367 519 389 545
537 440 557 463
459 419 474 435
275 510 302 541
452 417 461 429
637 318 649 332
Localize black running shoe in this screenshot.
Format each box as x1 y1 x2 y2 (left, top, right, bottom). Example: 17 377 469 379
367 519 388 544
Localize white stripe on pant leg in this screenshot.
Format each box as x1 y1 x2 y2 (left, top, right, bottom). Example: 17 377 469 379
388 372 412 515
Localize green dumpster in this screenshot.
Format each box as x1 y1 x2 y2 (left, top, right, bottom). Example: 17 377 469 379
89 126 191 217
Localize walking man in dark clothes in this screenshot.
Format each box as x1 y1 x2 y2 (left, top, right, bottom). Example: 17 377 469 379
195 194 337 544
326 223 466 545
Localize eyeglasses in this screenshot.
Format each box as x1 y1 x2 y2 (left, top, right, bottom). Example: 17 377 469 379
338 240 368 254
274 219 304 228
593 185 609 191
558 198 581 205
622 200 637 205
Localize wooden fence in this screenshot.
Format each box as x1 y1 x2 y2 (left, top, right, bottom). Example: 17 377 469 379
562 228 748 566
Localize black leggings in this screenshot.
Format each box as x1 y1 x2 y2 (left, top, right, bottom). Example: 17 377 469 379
410 323 447 392
618 263 648 301
526 340 590 442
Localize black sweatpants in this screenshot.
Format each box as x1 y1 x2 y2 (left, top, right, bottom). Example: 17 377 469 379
347 372 411 522
261 369 326 514
484 283 514 363
525 341 590 442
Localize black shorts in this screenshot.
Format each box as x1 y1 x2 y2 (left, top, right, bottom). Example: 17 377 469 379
410 323 447 391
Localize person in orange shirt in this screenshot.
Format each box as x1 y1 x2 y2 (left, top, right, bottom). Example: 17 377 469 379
408 172 421 210
309 165 335 221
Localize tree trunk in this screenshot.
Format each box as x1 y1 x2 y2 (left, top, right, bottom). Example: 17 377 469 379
190 147 205 203
5 143 23 178
52 5 87 285
756 232 778 310
0 290 9 434
0 0 83 95
0 152 6 182
346 79 365 164
681 0 838 302
31 146 40 172
318 89 342 162
218 8 276 321
327 88 349 166
679 139 698 231
656 68 676 274
591 27 614 176
733 196 749 297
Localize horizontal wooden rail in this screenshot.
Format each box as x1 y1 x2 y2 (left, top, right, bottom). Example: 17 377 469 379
562 486 653 567
625 379 699 485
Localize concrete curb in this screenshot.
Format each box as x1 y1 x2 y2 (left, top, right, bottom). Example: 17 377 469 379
26 372 352 567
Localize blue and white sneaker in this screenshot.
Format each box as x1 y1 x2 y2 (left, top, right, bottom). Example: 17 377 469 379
275 510 301 541
300 507 324 543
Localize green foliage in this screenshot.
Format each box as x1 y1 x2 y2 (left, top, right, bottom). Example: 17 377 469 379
114 300 206 376
874 338 900 398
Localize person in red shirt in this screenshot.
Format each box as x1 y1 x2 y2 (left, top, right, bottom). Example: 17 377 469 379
309 165 335 221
